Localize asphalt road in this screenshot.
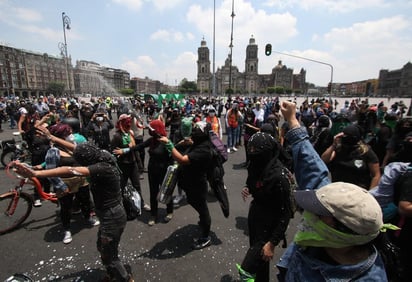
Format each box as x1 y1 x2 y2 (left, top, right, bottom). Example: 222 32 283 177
0 120 299 282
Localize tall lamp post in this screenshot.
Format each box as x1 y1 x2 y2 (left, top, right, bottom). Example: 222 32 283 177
59 12 72 95
271 50 334 95
211 0 216 98
228 0 235 101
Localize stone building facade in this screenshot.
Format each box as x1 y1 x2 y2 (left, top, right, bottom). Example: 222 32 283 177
73 60 130 96
0 45 72 97
197 37 307 95
378 62 412 97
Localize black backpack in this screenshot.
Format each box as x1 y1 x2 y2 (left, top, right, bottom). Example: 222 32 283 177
122 183 141 220
207 148 229 218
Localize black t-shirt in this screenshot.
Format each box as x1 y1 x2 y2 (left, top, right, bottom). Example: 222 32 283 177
330 146 379 189
88 162 122 210
178 140 212 190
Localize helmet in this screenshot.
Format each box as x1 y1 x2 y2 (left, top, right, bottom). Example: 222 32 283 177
62 117 81 133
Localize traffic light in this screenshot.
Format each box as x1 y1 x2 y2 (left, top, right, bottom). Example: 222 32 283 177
265 44 272 56
327 82 332 93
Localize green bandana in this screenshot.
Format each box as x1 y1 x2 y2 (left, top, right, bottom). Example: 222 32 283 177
122 133 131 146
294 211 398 248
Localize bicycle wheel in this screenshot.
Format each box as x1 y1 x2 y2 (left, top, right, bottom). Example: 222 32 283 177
1 151 16 167
0 191 33 235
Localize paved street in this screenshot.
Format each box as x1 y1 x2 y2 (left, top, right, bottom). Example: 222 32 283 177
0 120 299 282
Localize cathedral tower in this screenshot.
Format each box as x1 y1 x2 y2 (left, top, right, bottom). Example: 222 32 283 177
197 38 211 94
245 36 258 94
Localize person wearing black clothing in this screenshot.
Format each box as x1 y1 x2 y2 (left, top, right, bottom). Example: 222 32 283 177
159 121 213 250
86 112 114 151
115 119 174 226
238 132 291 282
309 115 333 156
14 141 133 282
111 114 148 211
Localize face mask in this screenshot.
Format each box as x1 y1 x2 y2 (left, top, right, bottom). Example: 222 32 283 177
96 117 104 122
65 134 75 143
209 112 215 117
341 135 359 147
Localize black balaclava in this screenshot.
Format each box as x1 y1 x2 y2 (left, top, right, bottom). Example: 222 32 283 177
247 132 278 176
342 124 361 147
191 121 209 144
73 142 114 166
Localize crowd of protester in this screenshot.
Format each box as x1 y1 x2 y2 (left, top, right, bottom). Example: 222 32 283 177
7 92 412 281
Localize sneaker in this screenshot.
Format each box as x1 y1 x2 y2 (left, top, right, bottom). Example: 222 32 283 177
164 213 173 223
173 194 185 204
232 146 238 152
63 231 72 244
33 199 42 207
143 204 151 212
227 148 231 153
192 236 211 250
71 207 82 214
88 216 100 227
148 217 156 226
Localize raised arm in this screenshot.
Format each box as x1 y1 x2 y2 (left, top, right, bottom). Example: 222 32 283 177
280 101 330 190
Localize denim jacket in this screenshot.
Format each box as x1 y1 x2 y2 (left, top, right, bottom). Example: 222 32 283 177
277 126 387 281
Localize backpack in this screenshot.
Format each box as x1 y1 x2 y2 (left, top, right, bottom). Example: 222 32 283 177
122 183 141 220
207 147 229 217
209 130 228 163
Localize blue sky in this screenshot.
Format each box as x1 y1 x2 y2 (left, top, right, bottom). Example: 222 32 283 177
0 0 411 87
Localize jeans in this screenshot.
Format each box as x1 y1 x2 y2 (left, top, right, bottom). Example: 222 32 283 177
96 204 129 281
227 126 239 149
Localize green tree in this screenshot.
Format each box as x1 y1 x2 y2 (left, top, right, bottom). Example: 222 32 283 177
267 87 276 94
119 88 134 96
180 78 197 94
47 81 65 97
275 86 285 94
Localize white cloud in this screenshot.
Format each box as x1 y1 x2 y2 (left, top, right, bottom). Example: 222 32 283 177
150 29 193 42
14 7 43 22
320 15 412 82
187 0 298 72
112 0 143 11
263 0 389 13
122 52 197 83
152 0 184 11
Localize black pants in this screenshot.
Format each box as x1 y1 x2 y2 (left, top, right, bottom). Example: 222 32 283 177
148 168 173 218
59 185 93 230
241 201 275 282
96 204 129 281
184 182 211 238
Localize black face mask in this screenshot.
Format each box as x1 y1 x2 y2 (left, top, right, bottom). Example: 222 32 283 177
402 140 412 156
398 127 412 138
341 135 359 147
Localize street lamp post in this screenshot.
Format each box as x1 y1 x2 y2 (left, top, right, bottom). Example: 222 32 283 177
212 0 216 98
271 50 334 95
228 0 235 101
59 12 72 95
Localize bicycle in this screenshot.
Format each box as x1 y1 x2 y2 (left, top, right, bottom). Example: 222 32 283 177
1 132 32 167
0 162 58 235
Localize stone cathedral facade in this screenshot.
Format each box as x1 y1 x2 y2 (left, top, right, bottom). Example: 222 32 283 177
197 36 307 95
